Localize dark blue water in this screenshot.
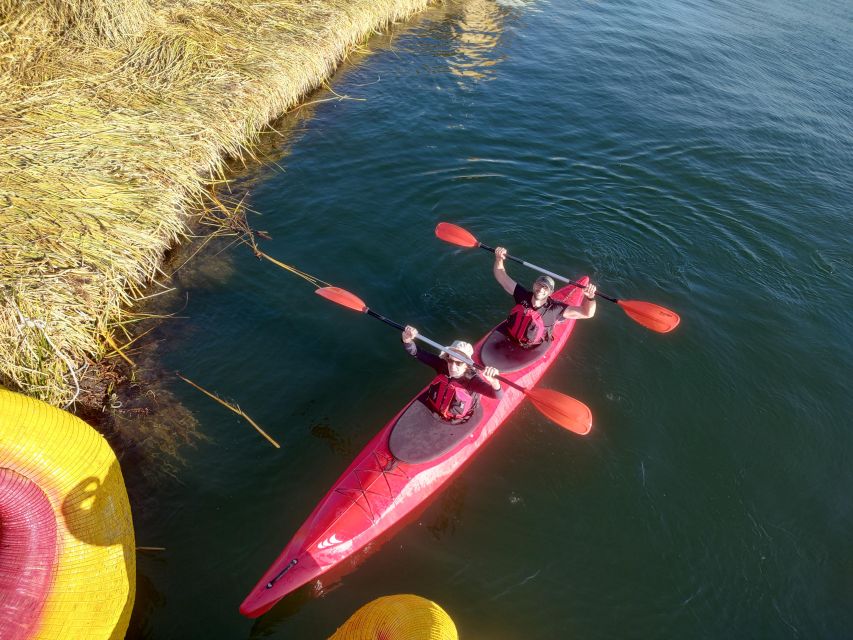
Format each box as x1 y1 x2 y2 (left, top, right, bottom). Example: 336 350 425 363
126 0 853 637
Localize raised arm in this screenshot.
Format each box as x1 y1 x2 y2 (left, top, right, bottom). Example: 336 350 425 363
561 283 597 320
493 247 517 295
401 325 445 372
480 366 502 394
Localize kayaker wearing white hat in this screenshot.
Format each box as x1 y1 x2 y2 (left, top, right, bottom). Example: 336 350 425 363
402 326 501 423
493 246 597 348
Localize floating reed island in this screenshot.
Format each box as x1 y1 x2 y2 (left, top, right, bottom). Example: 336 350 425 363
0 0 431 408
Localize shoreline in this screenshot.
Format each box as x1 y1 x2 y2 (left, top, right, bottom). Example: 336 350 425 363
0 0 432 409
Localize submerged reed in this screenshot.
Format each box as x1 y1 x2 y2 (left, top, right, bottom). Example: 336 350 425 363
0 0 431 407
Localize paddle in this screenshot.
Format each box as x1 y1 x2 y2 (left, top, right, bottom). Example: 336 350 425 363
315 286 592 435
435 222 681 333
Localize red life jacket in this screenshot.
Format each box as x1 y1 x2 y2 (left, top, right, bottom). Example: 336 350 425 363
507 303 546 345
427 375 474 421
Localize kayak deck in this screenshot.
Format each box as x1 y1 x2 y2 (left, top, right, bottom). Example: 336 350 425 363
240 279 588 617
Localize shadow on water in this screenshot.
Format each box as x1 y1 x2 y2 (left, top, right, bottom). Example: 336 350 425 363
124 569 165 640
426 478 468 540
310 422 357 459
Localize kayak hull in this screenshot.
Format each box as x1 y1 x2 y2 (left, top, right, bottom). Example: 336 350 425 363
240 280 588 617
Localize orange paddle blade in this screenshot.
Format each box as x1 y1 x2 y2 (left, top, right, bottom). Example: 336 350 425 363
524 387 592 435
435 222 479 248
617 300 680 333
315 287 368 313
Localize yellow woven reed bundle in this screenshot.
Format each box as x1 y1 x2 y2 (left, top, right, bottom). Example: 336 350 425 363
329 594 458 640
0 387 136 640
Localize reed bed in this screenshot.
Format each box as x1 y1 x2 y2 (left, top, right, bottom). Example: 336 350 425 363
0 0 431 407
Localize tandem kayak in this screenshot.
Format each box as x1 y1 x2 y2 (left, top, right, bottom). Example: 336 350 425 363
239 279 589 617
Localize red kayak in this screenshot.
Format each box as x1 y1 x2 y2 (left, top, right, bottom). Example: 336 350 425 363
239 279 589 617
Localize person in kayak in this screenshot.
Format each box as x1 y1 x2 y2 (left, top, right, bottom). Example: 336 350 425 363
493 246 597 348
402 325 502 423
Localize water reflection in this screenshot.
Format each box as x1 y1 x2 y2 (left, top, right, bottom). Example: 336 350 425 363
399 0 532 87
447 0 507 82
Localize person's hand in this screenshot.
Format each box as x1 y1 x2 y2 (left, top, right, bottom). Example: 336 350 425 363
583 283 597 300
481 366 500 388
402 325 418 343
494 247 508 261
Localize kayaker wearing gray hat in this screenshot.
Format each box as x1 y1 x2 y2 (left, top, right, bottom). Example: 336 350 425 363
401 325 501 423
493 246 597 348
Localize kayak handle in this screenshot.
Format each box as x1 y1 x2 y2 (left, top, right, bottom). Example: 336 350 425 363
266 557 298 589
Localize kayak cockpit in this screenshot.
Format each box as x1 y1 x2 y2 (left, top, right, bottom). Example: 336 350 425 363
478 324 551 372
388 396 484 464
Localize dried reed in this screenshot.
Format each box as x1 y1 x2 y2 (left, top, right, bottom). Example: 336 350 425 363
177 374 279 449
0 0 431 406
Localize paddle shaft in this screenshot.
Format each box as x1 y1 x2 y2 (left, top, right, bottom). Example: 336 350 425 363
365 309 526 394
480 242 618 303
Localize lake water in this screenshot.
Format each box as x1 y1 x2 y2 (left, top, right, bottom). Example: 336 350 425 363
124 0 852 637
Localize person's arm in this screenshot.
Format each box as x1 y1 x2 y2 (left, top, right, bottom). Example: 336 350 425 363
473 366 503 399
561 283 597 320
402 325 419 355
493 247 517 295
401 325 445 372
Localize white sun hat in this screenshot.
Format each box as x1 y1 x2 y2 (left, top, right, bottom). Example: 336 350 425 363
440 340 474 362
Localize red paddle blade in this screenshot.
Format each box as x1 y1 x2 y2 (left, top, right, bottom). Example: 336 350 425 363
315 287 367 313
617 300 681 333
524 387 592 435
435 222 479 248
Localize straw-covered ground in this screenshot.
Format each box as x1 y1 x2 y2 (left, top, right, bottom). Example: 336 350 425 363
0 0 431 408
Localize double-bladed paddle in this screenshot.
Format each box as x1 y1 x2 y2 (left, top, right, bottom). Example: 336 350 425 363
435 222 681 333
315 286 592 436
